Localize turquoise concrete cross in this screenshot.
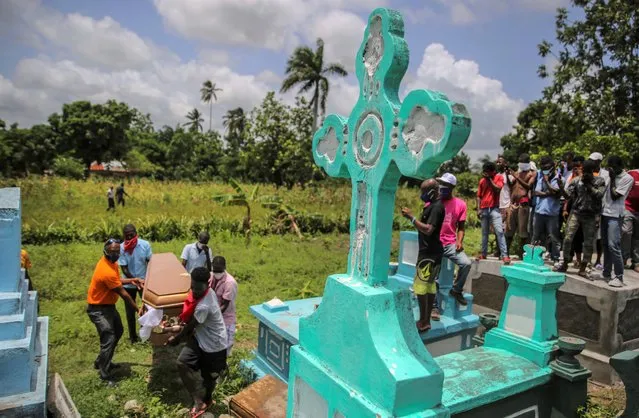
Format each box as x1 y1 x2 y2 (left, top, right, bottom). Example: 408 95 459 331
313 9 471 286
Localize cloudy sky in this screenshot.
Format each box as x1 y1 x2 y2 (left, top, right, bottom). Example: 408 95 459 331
0 0 569 160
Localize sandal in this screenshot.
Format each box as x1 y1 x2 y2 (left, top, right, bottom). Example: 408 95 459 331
190 402 210 418
416 322 431 333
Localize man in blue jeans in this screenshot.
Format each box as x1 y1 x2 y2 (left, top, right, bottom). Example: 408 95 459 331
476 162 511 264
532 156 563 262
600 156 634 287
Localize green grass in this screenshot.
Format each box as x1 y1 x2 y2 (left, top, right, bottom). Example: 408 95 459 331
32 234 350 417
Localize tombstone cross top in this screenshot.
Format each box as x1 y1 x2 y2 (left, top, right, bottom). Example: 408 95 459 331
313 8 471 286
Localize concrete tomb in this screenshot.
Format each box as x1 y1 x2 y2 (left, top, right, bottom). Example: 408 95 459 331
470 257 639 383
240 8 590 418
0 188 49 417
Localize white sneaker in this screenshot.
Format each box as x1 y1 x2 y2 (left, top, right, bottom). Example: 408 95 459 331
608 278 623 288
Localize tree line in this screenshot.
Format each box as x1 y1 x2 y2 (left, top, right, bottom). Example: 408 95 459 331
0 38 348 188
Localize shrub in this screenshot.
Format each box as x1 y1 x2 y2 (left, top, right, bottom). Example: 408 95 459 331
52 156 85 180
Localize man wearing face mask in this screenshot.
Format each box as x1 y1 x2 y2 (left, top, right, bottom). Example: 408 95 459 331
167 267 227 416
209 256 238 355
181 231 214 273
599 156 634 287
401 179 445 332
477 162 510 264
87 239 143 384
532 156 563 262
506 154 536 254
119 224 152 343
435 173 473 306
554 160 606 277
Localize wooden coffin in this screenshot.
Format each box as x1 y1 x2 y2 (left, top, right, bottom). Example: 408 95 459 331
229 375 288 418
141 253 190 346
142 252 190 309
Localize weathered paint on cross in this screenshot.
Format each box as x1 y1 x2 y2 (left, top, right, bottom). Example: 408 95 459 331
313 8 471 286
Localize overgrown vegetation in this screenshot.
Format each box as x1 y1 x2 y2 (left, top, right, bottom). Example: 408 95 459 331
6 177 483 245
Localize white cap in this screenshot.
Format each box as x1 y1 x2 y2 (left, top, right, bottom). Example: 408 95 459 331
436 173 457 187
589 152 603 161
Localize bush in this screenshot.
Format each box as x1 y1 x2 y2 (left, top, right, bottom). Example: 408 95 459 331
52 156 85 180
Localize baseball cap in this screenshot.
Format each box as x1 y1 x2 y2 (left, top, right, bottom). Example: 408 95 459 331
589 152 603 161
436 173 457 187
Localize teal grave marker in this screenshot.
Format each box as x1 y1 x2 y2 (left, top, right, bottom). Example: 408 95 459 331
287 7 471 417
0 188 49 417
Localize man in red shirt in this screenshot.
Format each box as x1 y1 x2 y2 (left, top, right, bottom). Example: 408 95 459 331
622 169 639 272
476 161 511 264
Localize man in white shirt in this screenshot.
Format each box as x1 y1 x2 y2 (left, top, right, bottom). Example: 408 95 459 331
181 231 214 273
168 267 227 415
600 156 634 287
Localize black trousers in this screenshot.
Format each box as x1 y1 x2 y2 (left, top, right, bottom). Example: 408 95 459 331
117 196 125 206
177 337 227 404
107 198 115 211
87 304 123 379
123 287 140 341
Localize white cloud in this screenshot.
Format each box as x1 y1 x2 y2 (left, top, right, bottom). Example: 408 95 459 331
305 10 366 72
154 0 308 51
404 43 524 160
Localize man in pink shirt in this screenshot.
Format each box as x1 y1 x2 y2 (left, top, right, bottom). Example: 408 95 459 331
436 173 472 306
209 256 238 355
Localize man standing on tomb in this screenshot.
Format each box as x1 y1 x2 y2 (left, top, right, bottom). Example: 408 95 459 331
181 231 214 273
554 160 606 277
167 267 227 417
590 152 608 270
599 156 634 287
497 156 515 240
87 239 143 383
477 162 510 264
401 179 445 332
506 154 536 255
437 173 473 307
209 256 238 355
532 156 563 262
119 224 152 343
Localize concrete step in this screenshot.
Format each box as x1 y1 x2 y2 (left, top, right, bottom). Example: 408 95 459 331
0 317 49 417
0 291 37 341
0 311 38 398
0 277 28 316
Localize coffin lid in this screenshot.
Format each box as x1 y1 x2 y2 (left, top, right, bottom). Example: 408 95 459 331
142 252 190 309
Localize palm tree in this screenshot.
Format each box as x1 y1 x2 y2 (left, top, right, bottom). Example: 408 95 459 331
222 107 246 148
185 108 204 132
200 80 222 132
280 38 348 131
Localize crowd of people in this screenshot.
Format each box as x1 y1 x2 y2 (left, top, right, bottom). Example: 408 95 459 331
478 151 638 287
85 224 238 417
402 152 639 332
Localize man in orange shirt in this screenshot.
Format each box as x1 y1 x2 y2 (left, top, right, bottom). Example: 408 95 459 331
87 239 144 383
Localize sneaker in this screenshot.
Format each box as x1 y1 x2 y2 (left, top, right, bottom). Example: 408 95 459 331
450 289 468 306
595 264 603 271
608 278 624 288
502 257 511 265
553 263 568 272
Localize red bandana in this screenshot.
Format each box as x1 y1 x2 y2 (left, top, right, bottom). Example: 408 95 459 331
179 289 209 323
123 235 138 255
